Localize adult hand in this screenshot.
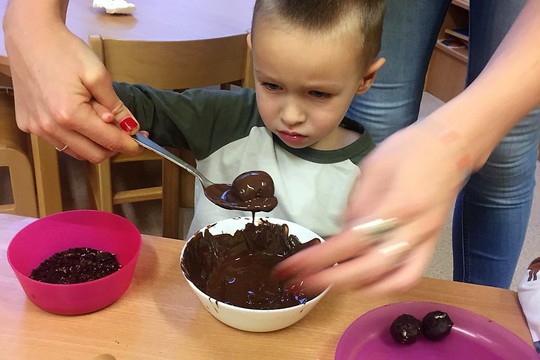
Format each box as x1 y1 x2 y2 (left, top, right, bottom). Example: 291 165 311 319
274 120 471 296
3 5 140 162
274 0 540 297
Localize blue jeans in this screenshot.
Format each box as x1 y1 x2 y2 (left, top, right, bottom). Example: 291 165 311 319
347 0 540 288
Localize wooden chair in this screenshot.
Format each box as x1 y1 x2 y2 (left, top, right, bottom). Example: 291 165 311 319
0 90 38 217
89 34 254 238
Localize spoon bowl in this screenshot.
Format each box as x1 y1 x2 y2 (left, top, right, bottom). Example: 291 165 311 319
133 133 277 212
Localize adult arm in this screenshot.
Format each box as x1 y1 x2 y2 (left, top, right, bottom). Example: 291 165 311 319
274 0 540 296
2 0 139 162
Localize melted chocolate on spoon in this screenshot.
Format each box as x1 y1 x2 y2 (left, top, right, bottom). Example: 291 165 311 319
181 219 321 310
204 171 278 213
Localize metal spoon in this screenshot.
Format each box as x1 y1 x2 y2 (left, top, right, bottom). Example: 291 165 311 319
133 132 212 187
132 132 277 212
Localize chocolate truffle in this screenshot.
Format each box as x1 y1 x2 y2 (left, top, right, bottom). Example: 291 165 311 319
390 314 422 344
204 170 278 212
231 171 275 201
421 310 454 341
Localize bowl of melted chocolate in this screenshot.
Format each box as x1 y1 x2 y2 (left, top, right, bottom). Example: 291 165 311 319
180 216 328 332
7 210 141 315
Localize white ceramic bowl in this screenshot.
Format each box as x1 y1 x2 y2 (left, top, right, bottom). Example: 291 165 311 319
180 216 329 332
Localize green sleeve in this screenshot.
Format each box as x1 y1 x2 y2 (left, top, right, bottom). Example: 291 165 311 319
113 82 261 159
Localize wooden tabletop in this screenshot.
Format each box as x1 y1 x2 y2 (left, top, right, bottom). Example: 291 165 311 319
0 214 534 359
1 0 255 68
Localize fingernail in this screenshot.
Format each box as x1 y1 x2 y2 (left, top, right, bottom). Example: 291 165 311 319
120 117 138 132
272 264 293 280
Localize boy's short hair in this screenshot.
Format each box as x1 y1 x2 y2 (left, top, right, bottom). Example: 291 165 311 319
252 0 386 63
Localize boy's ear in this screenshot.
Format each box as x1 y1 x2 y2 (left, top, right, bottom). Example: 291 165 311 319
247 32 253 51
356 57 386 95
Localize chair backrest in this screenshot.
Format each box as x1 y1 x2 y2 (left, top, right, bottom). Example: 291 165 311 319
89 34 254 89
88 34 254 238
0 92 38 217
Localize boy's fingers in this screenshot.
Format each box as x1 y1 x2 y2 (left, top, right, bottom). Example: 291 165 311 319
86 79 140 135
90 99 140 135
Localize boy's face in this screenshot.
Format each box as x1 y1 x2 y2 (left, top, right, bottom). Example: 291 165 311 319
249 19 383 150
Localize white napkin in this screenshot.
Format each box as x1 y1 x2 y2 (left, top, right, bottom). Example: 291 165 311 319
93 0 136 15
517 257 540 353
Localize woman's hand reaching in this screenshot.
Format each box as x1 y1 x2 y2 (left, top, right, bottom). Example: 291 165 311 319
274 120 471 296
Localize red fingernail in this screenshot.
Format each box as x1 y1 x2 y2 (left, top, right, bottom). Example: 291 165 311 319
272 264 291 280
120 117 138 132
272 269 284 280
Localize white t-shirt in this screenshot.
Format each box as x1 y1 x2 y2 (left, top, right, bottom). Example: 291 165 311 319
114 84 375 239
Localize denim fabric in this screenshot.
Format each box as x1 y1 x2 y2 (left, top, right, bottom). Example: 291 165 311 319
347 0 540 288
453 0 540 288
346 0 452 143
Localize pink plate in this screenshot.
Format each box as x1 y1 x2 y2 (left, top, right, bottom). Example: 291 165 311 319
335 301 537 360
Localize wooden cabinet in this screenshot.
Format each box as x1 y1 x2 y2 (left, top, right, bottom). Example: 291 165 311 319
425 0 469 102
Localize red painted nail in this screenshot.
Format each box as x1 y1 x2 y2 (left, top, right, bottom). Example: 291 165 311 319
271 263 292 280
120 117 138 132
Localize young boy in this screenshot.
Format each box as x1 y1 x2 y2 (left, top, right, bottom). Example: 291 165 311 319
109 0 386 238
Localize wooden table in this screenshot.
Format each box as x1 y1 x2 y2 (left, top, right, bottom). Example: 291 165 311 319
0 214 534 359
0 0 255 217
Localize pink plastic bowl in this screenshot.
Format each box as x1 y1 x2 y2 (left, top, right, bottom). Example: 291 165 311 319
7 210 141 315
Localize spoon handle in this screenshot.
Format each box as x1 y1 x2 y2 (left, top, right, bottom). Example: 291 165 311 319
132 132 212 187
